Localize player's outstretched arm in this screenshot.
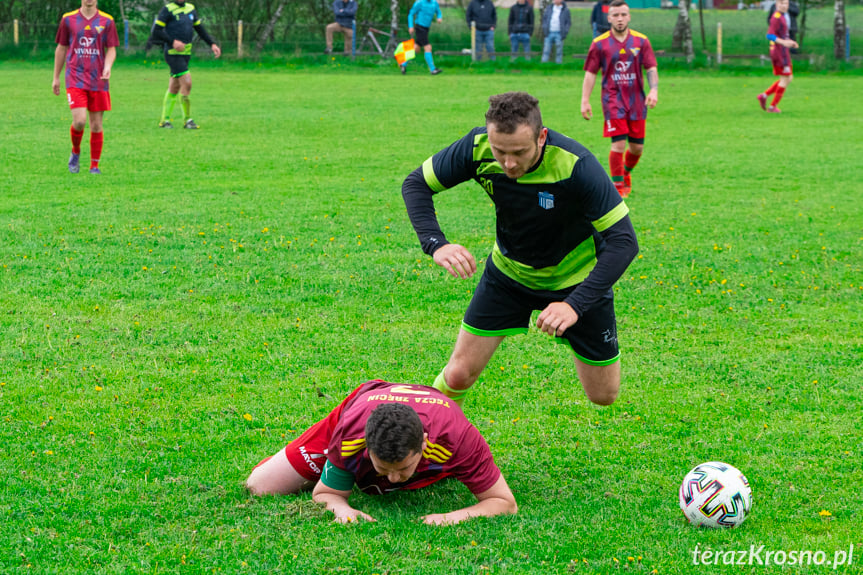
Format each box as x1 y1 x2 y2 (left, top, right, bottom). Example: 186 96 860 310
422 474 517 525
312 481 377 523
53 45 68 95
581 71 597 120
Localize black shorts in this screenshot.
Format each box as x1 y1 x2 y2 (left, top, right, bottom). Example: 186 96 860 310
414 25 430 47
164 54 191 77
462 258 620 365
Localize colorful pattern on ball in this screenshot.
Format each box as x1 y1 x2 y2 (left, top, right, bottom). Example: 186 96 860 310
678 461 752 528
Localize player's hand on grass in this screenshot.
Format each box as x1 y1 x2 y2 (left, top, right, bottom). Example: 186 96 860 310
422 513 458 525
433 244 477 279
536 301 578 337
580 101 592 121
333 508 376 524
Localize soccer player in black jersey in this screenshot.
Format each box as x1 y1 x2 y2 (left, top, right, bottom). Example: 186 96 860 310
151 1 221 129
403 92 638 408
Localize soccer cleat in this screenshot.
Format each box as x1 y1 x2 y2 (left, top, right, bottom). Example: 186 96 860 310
400 65 407 75
623 171 632 192
89 167 101 175
183 119 200 129
618 187 631 199
767 106 782 114
159 121 174 128
757 93 767 111
430 68 442 75
68 152 80 174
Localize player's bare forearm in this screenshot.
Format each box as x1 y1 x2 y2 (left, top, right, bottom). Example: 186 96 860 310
581 72 597 120
422 475 517 525
53 45 68 94
646 67 658 108
102 46 116 80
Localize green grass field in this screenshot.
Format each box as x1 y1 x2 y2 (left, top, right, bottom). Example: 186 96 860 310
1 62 861 574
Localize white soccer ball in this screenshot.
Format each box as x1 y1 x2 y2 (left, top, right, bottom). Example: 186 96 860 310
679 461 752 528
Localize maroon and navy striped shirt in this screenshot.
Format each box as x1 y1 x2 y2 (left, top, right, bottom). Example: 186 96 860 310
55 9 119 92
584 29 657 122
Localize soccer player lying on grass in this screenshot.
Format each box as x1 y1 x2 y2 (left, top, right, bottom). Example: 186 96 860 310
245 380 517 525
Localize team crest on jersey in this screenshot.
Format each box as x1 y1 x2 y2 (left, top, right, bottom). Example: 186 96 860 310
631 47 641 56
538 191 555 210
95 25 105 33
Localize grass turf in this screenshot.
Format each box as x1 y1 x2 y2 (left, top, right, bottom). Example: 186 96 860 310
0 63 861 574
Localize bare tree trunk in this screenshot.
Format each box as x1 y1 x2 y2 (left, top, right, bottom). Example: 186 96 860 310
256 1 287 54
798 0 808 47
833 0 846 60
672 0 693 63
385 0 400 54
698 0 706 51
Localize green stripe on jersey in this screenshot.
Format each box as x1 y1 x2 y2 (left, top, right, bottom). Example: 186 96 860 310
422 157 446 193
593 201 629 232
491 237 597 291
516 145 579 185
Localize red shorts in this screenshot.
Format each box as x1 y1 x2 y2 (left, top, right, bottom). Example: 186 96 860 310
67 88 111 112
772 59 792 76
282 383 367 482
603 118 645 139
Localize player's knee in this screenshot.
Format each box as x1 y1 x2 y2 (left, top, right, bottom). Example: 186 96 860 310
586 387 619 406
444 363 478 390
72 119 86 131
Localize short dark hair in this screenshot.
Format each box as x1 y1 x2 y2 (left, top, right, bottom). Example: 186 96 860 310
485 92 543 139
365 403 424 462
609 0 629 8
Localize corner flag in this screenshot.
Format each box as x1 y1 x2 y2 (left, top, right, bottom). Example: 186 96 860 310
394 39 416 65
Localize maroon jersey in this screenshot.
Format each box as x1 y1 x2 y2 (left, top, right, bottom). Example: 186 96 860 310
584 30 657 122
767 11 791 72
55 9 119 92
325 380 501 495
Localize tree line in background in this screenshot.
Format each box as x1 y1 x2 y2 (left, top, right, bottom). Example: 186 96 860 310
2 0 852 59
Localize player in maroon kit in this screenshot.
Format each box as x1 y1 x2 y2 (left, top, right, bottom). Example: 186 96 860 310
245 380 517 525
52 0 119 175
757 0 798 114
580 0 658 198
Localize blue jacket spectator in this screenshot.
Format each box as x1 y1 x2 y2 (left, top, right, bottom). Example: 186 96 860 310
508 0 534 36
591 0 611 38
332 0 357 28
466 0 497 31
541 0 571 39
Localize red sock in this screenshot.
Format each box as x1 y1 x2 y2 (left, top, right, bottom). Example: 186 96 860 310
624 150 641 173
609 150 625 190
771 86 786 107
90 131 104 169
764 81 780 96
70 126 84 154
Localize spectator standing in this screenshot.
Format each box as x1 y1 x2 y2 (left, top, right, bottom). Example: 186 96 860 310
467 0 498 61
541 0 571 64
326 0 358 55
508 0 534 61
591 0 611 38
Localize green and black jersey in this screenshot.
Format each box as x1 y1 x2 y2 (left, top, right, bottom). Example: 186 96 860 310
402 126 638 316
153 2 216 55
